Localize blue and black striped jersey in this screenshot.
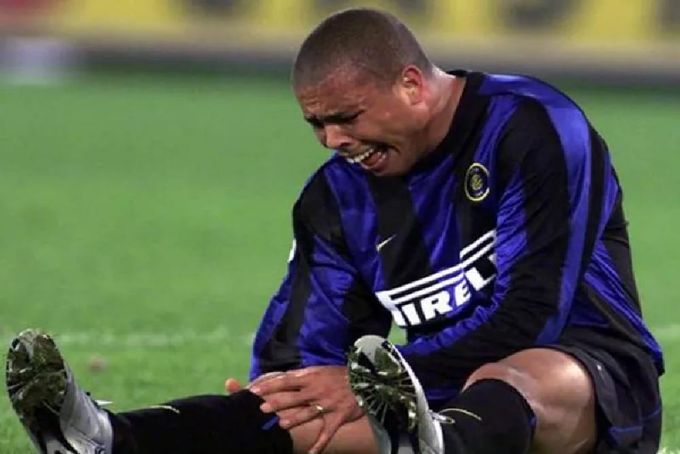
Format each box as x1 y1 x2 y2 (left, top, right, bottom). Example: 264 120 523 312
250 71 663 401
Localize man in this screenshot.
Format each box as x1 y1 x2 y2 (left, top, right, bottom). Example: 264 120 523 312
6 7 663 454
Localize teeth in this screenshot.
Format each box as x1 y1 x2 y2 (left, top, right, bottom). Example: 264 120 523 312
347 147 377 164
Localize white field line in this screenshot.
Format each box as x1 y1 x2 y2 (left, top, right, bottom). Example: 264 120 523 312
1 323 679 349
0 326 256 349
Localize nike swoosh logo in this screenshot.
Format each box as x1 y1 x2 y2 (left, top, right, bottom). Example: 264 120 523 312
147 404 181 415
439 407 483 422
376 235 396 252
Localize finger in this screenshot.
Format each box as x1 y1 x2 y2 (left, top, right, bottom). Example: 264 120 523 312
260 391 313 413
248 371 285 390
308 418 341 454
279 404 328 430
251 372 302 396
224 378 243 394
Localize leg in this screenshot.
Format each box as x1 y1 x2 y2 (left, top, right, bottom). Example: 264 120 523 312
6 329 378 454
114 395 379 454
463 348 596 454
109 393 293 454
7 330 295 454
282 412 377 454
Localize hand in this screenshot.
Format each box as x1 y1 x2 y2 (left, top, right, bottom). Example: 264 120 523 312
250 365 364 454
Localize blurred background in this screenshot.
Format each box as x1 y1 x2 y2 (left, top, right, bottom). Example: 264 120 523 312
2 1 680 452
2 0 680 82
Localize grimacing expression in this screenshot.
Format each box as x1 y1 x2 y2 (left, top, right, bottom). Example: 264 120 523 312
295 70 429 176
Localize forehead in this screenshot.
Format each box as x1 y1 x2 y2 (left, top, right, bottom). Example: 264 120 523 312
295 71 382 115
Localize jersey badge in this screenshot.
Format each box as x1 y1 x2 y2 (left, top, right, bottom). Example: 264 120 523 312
464 163 490 202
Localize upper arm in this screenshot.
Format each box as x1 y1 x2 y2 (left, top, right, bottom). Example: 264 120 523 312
495 99 603 342
250 172 391 379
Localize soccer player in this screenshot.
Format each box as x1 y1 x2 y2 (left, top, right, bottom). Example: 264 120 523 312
6 7 663 454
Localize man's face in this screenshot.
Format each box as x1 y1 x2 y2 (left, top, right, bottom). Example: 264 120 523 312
295 69 429 176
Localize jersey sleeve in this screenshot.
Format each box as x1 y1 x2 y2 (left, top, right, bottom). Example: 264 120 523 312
249 171 392 380
399 100 606 397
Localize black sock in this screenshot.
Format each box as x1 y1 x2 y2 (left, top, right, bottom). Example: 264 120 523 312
439 379 535 454
109 391 293 454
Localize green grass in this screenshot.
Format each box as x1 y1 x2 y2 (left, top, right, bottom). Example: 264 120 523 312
1 73 679 452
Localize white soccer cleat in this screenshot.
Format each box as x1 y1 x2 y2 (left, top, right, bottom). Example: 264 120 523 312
6 329 113 454
348 335 445 454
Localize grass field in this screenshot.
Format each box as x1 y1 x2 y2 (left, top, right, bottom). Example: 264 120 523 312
1 72 679 452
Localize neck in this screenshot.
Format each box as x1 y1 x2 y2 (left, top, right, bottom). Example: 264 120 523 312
423 70 465 153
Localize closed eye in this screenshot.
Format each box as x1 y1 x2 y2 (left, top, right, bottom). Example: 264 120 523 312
305 110 364 128
306 117 323 129
331 111 363 125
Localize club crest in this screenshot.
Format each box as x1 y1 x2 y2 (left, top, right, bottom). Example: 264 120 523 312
464 163 490 202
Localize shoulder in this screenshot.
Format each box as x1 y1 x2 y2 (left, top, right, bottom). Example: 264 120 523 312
493 75 591 145
480 73 590 138
294 156 356 241
495 98 573 190
296 156 350 212
480 73 583 113
501 98 561 152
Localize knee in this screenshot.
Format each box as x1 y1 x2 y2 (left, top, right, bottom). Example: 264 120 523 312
464 361 544 426
465 351 597 454
465 361 533 393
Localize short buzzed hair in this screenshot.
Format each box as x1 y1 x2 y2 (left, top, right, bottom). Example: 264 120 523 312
292 8 433 89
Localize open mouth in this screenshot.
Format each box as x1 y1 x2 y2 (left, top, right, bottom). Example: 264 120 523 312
345 144 389 169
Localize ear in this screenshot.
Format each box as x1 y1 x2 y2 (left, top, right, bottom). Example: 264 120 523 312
395 65 426 105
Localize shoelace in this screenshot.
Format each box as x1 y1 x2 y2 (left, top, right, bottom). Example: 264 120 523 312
430 410 456 425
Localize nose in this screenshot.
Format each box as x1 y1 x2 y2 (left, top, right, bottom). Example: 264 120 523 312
322 124 353 150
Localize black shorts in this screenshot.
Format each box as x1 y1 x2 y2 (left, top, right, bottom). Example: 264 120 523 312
551 327 662 454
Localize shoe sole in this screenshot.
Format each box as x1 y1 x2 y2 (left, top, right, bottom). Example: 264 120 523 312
6 329 68 432
349 335 444 454
348 336 419 432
